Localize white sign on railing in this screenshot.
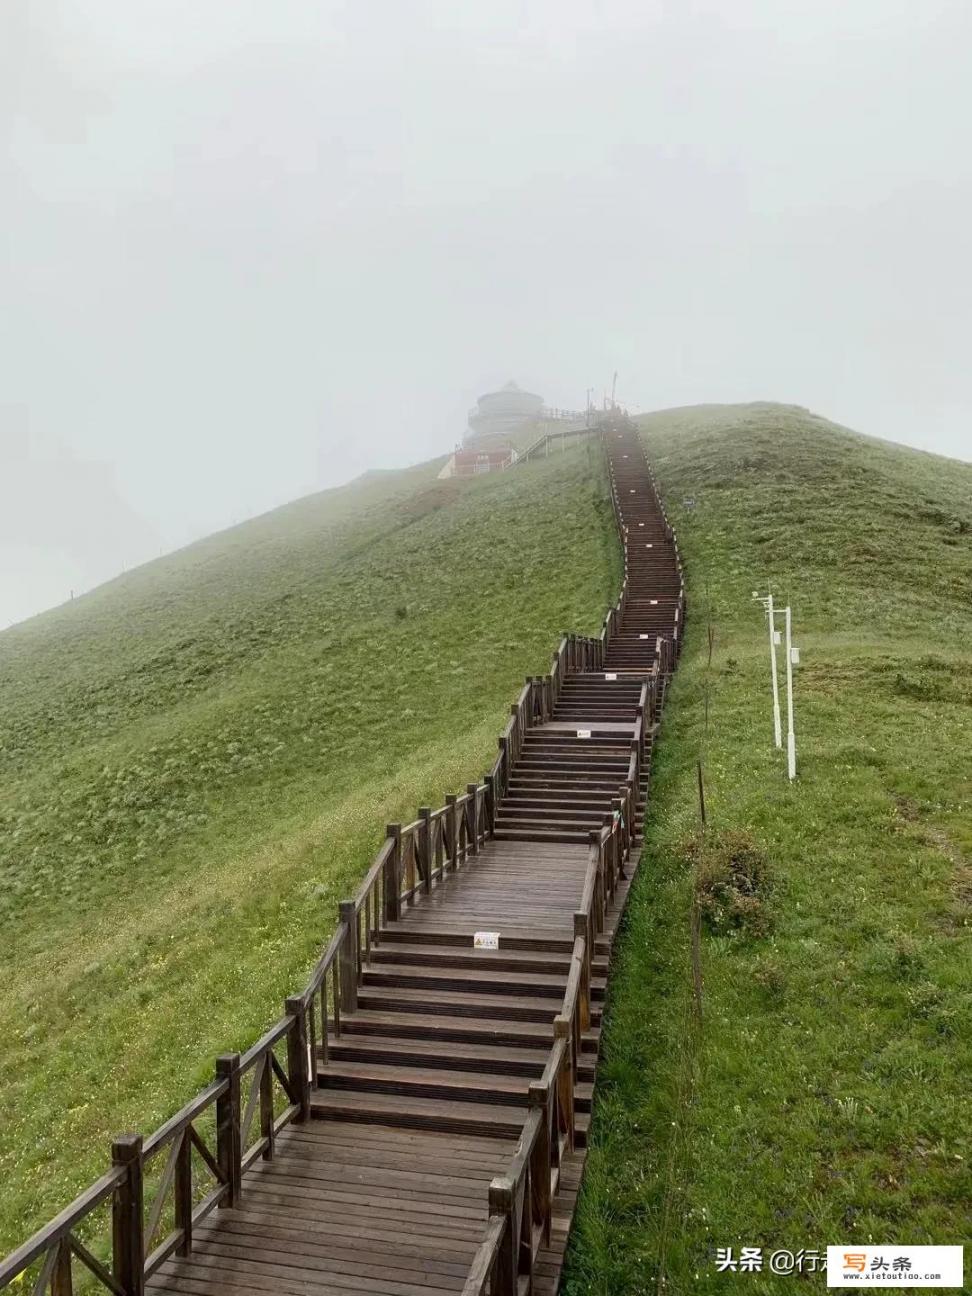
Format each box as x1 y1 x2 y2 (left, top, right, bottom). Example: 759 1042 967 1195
474 931 500 950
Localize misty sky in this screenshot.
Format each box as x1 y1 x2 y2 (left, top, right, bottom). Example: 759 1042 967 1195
2 1 970 627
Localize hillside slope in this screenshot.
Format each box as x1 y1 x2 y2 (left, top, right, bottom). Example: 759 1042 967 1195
566 405 972 1293
0 441 618 1248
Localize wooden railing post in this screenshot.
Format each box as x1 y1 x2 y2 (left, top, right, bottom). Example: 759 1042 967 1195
553 1016 575 1150
52 1238 72 1296
613 793 627 865
338 901 359 1014
418 807 432 894
445 795 458 866
467 784 480 854
111 1134 144 1296
384 824 401 923
488 1178 516 1296
496 735 509 798
285 997 311 1121
174 1128 192 1257
483 774 496 836
527 1083 552 1246
215 1053 242 1207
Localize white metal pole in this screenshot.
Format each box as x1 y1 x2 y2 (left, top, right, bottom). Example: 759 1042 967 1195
784 604 796 780
767 595 782 749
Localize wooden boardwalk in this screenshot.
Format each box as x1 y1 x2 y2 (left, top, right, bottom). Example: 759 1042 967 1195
0 418 684 1296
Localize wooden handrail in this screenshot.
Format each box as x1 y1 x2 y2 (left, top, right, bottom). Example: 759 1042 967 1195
461 1214 507 1296
0 1169 126 1285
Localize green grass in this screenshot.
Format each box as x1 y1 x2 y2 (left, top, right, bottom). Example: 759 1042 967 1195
0 441 619 1250
565 404 972 1293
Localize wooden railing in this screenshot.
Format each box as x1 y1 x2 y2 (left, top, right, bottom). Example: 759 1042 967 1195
465 803 627 1296
0 768 499 1293
0 1014 307 1294
514 424 597 465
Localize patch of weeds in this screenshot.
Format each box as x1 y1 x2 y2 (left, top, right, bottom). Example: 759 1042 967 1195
907 982 958 1039
688 828 772 938
752 954 787 1003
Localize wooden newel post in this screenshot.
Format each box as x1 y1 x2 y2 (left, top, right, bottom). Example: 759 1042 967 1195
384 824 401 923
417 807 432 894
488 1177 517 1296
285 997 311 1122
338 901 359 1014
215 1053 242 1208
111 1134 145 1296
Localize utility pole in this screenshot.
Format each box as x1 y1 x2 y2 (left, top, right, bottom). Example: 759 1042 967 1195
611 371 618 408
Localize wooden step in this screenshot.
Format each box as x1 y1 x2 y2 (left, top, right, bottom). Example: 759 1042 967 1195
376 927 575 953
316 1061 529 1107
325 1033 550 1076
355 986 593 1024
310 1089 527 1139
367 942 574 975
360 965 567 999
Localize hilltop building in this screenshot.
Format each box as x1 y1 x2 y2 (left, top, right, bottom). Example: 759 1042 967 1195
464 380 544 449
439 380 542 478
438 380 588 479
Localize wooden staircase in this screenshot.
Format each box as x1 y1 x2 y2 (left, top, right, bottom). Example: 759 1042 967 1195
0 416 685 1296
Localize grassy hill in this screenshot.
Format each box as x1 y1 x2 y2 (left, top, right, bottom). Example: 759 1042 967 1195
5 404 970 1284
0 441 618 1248
565 405 972 1293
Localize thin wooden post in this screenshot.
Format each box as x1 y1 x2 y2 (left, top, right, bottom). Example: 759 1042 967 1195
111 1134 144 1296
497 736 510 798
697 761 707 830
527 1083 552 1246
285 997 311 1121
384 824 401 922
174 1129 192 1257
259 1050 275 1162
52 1238 73 1296
467 783 480 854
338 901 359 1013
444 795 458 866
483 773 496 836
613 793 627 864
215 1053 242 1207
417 807 432 894
553 1016 575 1150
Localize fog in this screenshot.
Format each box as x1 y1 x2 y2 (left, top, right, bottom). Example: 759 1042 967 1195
2 1 970 627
